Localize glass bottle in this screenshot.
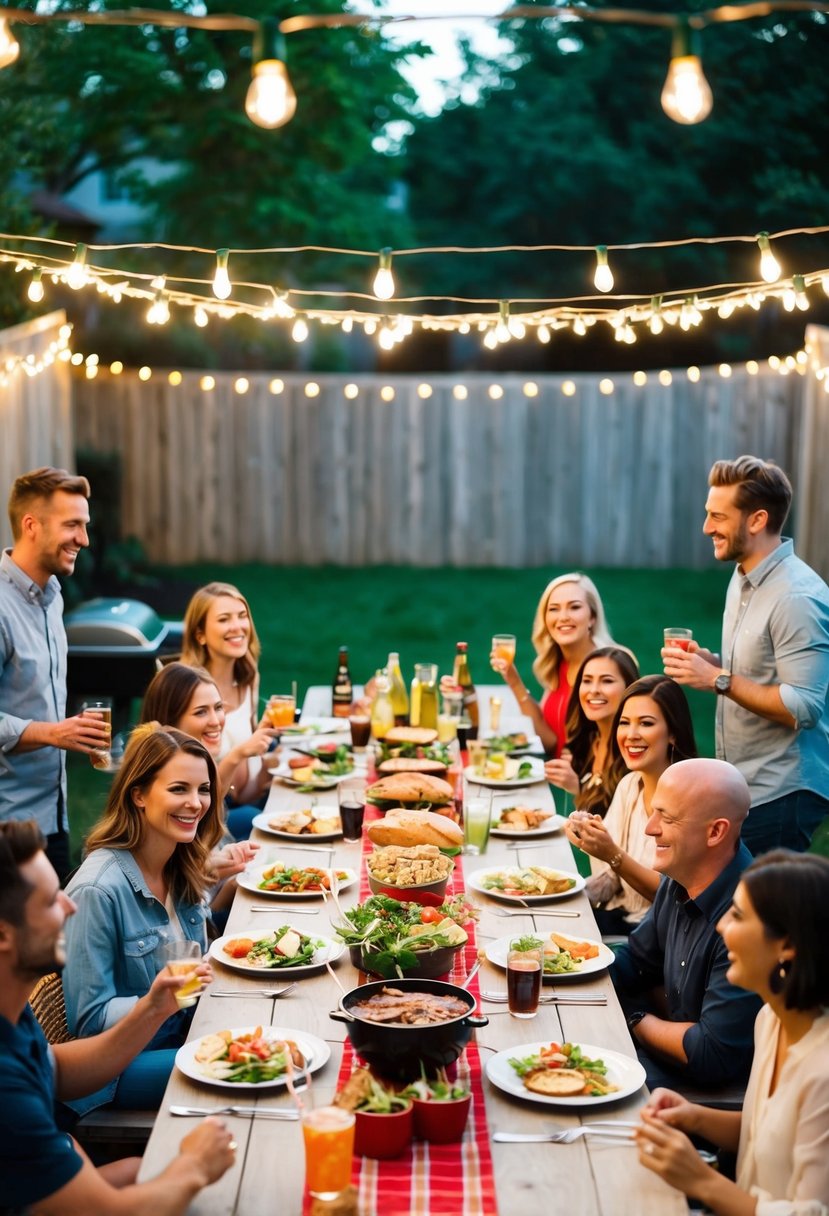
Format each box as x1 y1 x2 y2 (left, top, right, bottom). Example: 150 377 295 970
453 642 479 738
332 645 353 718
413 662 439 730
387 651 409 726
370 669 395 741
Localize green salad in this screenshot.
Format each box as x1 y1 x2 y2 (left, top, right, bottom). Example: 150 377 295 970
221 926 322 968
333 893 472 979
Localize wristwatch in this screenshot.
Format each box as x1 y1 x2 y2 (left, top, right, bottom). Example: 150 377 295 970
627 1010 648 1032
714 671 732 695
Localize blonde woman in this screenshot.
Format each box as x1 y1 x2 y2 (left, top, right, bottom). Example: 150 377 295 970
492 573 619 755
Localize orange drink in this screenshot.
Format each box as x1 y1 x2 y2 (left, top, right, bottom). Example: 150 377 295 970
155 940 202 1009
492 634 516 665
267 694 296 728
167 960 202 1009
302 1106 355 1200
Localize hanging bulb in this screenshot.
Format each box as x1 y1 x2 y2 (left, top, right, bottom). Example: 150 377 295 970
757 232 781 283
495 301 511 343
245 19 297 129
27 268 44 303
483 329 499 350
0 18 20 69
292 315 308 343
194 305 209 328
378 321 395 351
661 21 713 125
573 317 587 337
212 249 231 300
372 249 395 301
593 246 613 293
649 296 664 335
793 274 809 311
66 244 88 290
537 324 551 344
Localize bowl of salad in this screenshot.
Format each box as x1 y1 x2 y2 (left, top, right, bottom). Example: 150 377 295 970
334 893 473 980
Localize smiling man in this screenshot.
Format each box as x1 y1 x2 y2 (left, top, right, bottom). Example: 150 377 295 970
612 758 761 1093
0 467 110 881
663 455 829 855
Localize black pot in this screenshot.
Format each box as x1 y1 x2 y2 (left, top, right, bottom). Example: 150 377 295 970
329 977 488 1080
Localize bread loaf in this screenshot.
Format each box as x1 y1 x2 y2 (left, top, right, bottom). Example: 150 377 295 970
366 772 454 806
377 756 447 776
367 809 463 849
384 726 439 745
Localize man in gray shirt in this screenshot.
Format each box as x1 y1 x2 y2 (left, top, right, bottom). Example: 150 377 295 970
0 467 109 881
663 455 829 855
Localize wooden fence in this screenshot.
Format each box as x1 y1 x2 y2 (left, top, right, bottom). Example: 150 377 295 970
796 325 829 582
71 363 804 568
0 311 74 550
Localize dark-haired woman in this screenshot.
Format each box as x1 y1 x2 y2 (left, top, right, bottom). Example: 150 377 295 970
565 675 698 933
636 850 829 1215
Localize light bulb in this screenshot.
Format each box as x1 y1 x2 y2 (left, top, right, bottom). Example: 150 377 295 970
661 55 713 124
537 324 551 344
573 317 587 337
246 59 297 129
27 268 44 303
66 244 88 290
0 18 20 70
212 249 231 300
483 329 498 350
245 21 296 129
194 306 209 328
649 313 664 335
372 249 395 300
793 274 809 311
292 316 308 343
757 233 781 283
594 246 614 293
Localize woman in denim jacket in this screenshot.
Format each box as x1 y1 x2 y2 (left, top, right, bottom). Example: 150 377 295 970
64 725 223 1111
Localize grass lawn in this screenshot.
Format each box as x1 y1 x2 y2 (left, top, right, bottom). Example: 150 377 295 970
67 563 729 861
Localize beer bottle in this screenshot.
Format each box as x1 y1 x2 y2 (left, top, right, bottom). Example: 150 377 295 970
453 642 479 739
332 646 353 718
387 652 409 725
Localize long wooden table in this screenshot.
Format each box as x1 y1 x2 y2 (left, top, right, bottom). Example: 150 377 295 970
138 687 685 1214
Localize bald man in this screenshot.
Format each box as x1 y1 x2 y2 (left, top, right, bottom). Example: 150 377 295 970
612 758 762 1091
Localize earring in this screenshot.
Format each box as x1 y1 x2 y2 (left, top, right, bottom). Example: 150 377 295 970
769 957 790 994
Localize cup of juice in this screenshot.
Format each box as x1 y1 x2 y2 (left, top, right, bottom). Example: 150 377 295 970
267 694 296 728
491 634 517 665
663 627 693 651
302 1105 355 1200
83 699 112 770
155 940 202 1009
464 797 492 855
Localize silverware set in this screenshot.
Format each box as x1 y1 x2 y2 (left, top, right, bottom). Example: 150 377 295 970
491 908 581 918
209 983 297 999
494 1121 637 1144
169 1104 299 1120
479 990 608 1006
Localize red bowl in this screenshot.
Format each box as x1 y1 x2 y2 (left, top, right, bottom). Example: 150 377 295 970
354 1102 414 1159
412 1095 472 1144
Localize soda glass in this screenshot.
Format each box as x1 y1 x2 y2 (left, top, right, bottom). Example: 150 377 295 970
507 938 542 1018
302 1105 355 1200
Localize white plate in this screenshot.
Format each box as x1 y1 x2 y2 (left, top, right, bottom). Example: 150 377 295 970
281 718 347 736
486 1042 646 1107
484 933 615 980
276 766 349 790
176 1026 331 1091
482 733 543 754
489 812 565 838
466 867 585 903
238 863 358 899
252 810 342 842
210 931 345 976
465 758 546 788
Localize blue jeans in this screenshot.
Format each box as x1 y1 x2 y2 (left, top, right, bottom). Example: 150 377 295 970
225 803 258 841
742 789 829 856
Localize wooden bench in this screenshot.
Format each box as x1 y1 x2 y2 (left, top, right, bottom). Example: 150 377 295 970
29 972 156 1153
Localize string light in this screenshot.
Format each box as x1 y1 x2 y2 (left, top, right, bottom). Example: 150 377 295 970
291 315 309 342
245 18 297 130
593 246 614 293
27 267 44 303
194 305 209 328
660 19 713 125
212 250 232 300
0 17 19 69
372 249 395 301
66 244 88 290
757 232 782 283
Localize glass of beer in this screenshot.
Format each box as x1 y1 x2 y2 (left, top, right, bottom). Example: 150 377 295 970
663 627 693 651
337 778 366 843
83 699 112 770
266 694 296 729
507 937 543 1018
492 634 517 665
155 940 203 1009
302 1105 355 1200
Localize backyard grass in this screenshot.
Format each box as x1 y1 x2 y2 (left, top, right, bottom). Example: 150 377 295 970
67 563 730 861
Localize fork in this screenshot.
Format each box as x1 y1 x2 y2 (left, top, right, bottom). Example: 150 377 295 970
169 1104 299 1120
249 906 319 914
209 983 297 998
494 1126 635 1144
492 908 581 919
480 991 608 1005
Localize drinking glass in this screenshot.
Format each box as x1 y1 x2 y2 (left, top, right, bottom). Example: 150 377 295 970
155 940 203 1009
507 938 543 1018
302 1105 355 1200
492 634 517 665
337 779 366 843
266 694 296 728
467 739 487 773
464 797 491 855
349 714 371 752
83 698 113 770
663 627 693 651
489 695 502 734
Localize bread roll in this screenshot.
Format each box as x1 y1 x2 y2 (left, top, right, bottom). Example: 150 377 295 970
367 809 463 849
367 772 454 805
377 757 447 776
385 726 439 746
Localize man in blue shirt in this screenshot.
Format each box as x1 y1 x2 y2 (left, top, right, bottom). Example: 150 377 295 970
0 467 110 881
0 819 234 1215
663 455 829 855
613 758 761 1091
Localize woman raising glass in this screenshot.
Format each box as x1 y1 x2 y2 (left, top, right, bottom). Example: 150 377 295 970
490 573 620 756
565 675 698 935
636 850 829 1216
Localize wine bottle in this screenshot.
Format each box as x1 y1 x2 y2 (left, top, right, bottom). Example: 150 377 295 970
387 652 409 725
453 642 479 739
332 645 353 718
